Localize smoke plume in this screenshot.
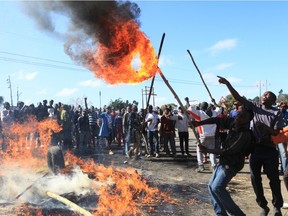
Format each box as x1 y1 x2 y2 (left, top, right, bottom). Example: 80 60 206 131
20 1 157 84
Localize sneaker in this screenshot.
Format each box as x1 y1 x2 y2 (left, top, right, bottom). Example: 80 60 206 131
283 202 288 209
109 150 114 155
273 207 282 216
155 153 159 158
260 206 270 216
196 165 205 173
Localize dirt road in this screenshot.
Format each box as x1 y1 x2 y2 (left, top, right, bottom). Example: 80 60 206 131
105 129 288 216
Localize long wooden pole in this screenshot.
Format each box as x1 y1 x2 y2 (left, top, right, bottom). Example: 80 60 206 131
146 33 166 108
46 191 92 216
157 68 201 144
187 49 217 106
142 33 166 154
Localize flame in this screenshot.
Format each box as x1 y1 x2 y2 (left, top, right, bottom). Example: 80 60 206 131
64 153 172 215
89 20 158 84
1 115 173 215
0 116 62 168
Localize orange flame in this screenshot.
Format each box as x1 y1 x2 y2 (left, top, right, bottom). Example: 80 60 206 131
0 116 62 168
1 116 173 215
89 20 158 84
65 153 172 215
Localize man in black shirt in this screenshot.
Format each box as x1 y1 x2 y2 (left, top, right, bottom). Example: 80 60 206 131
192 108 254 216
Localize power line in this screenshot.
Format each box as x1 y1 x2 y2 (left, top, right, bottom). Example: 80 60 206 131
0 56 87 72
0 51 78 66
0 51 257 88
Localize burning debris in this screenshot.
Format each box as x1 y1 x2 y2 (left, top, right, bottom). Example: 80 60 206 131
0 117 172 215
21 0 158 84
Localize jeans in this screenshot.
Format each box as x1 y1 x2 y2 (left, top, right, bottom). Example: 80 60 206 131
277 142 287 173
147 130 159 155
284 163 288 192
208 164 245 216
124 131 129 154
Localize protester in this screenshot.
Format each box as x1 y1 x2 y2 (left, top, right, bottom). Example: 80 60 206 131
88 106 99 148
145 105 160 158
77 109 90 150
256 121 288 209
277 103 288 175
160 107 177 157
192 108 254 216
123 105 132 155
99 106 114 155
114 108 124 147
229 101 243 118
175 106 191 157
218 75 283 216
60 104 73 150
185 97 222 172
125 105 142 160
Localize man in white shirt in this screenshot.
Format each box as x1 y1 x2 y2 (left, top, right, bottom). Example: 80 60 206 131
145 105 160 158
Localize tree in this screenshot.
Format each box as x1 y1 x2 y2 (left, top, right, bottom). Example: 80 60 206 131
109 98 133 111
220 94 235 113
0 96 4 105
277 93 288 103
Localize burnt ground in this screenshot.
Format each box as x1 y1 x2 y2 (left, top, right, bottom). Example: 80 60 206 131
1 129 288 216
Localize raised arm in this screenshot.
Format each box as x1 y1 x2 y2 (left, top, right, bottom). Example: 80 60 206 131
217 76 249 106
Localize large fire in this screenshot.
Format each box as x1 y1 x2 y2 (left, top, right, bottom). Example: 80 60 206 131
90 20 158 84
22 1 159 85
0 117 171 215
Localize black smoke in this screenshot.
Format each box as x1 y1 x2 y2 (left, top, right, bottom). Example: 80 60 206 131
21 1 142 68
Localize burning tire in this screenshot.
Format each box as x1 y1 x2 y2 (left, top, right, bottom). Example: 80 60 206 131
47 146 65 175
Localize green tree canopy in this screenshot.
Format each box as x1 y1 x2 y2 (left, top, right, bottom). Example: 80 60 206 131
109 98 135 111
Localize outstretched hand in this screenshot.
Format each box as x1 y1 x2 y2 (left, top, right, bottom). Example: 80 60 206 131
217 76 229 85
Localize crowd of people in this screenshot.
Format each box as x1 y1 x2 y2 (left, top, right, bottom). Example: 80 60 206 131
1 75 288 215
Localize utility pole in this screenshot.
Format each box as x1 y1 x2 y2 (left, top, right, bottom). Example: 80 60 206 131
257 80 270 103
17 86 22 104
99 91 102 109
7 75 13 107
141 89 144 109
143 86 156 108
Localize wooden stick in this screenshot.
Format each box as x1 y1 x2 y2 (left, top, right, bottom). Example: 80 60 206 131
157 68 201 144
146 33 166 108
15 172 49 200
142 33 166 155
187 49 217 106
46 191 92 216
